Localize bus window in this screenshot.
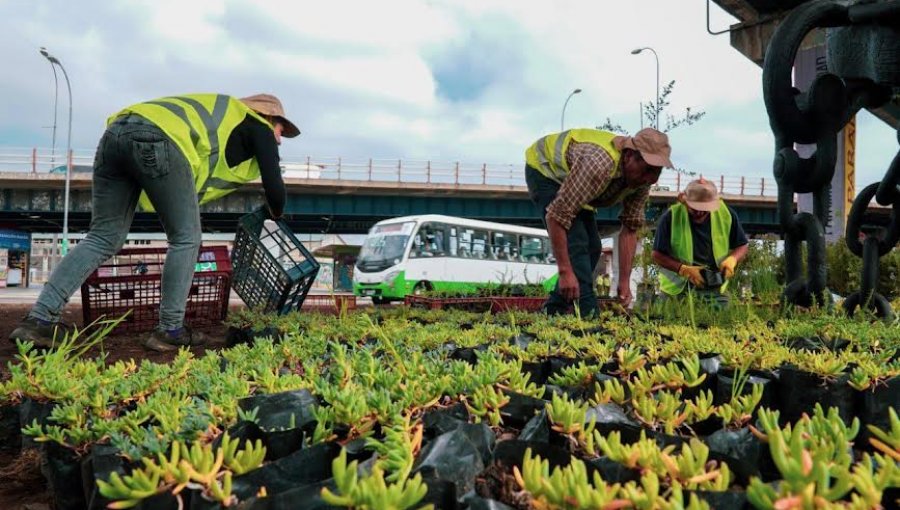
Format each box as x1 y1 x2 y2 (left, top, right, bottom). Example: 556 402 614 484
358 221 415 267
509 235 521 261
412 222 446 258
462 228 488 259
544 239 556 264
409 231 426 258
521 236 544 263
491 232 519 261
448 227 458 256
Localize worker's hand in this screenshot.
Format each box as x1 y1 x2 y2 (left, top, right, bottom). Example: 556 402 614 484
263 203 282 220
617 280 633 308
558 269 580 302
678 264 706 287
719 255 738 280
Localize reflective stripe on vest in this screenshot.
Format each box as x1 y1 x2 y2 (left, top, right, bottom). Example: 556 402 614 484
108 93 272 212
658 201 732 295
525 129 622 184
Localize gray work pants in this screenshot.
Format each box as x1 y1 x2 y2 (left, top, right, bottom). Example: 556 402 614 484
30 115 201 331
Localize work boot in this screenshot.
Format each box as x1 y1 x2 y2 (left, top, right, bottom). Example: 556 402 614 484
143 326 207 352
8 317 71 348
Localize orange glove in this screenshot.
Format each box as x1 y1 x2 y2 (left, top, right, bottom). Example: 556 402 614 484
678 264 705 287
719 255 737 280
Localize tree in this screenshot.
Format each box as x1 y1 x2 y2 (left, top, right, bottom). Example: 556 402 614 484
596 80 705 176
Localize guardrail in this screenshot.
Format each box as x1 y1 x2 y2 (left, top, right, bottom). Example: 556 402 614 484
0 147 776 197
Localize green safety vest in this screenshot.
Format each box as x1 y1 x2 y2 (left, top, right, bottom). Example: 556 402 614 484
525 129 638 210
108 93 273 212
658 201 732 295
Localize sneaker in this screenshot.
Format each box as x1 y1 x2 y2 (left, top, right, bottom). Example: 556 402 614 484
8 317 71 348
143 326 207 352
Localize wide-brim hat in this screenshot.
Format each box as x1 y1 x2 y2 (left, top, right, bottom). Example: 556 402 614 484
614 127 674 169
682 178 720 212
239 93 301 138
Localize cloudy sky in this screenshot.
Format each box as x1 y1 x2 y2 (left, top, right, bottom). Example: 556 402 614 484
1 0 896 186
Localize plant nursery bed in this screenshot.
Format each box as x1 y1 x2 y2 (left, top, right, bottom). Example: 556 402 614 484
1 305 898 510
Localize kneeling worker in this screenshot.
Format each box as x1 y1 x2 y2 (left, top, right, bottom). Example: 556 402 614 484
525 128 674 314
652 178 749 305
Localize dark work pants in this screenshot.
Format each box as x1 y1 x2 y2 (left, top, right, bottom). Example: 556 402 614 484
525 166 601 316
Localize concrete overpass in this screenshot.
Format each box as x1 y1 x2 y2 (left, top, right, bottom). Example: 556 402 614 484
710 0 899 127
0 170 789 235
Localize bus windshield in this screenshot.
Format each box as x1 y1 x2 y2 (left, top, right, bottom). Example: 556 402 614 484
357 222 415 268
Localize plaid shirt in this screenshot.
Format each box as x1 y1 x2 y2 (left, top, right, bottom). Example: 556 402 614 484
545 141 650 231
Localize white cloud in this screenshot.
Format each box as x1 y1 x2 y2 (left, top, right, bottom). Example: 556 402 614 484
0 0 896 191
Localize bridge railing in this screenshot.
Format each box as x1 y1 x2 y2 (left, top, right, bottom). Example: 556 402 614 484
0 147 775 196
0 147 94 173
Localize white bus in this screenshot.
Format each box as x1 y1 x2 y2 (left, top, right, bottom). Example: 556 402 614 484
353 214 558 303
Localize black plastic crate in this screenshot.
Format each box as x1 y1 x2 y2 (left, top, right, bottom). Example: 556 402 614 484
231 209 320 314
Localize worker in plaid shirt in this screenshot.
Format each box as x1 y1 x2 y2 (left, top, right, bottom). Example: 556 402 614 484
524 128 673 314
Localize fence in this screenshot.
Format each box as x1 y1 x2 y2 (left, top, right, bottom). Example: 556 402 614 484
0 146 776 197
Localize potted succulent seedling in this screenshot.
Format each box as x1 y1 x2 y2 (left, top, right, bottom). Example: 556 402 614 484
778 351 855 425
513 448 629 509
848 359 900 449
544 393 597 454
320 449 432 510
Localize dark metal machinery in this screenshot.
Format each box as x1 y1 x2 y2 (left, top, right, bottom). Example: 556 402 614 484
762 0 900 318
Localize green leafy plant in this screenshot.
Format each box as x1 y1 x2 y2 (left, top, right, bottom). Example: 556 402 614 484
614 346 647 376
365 417 424 483
513 448 627 510
589 378 628 406
548 362 596 388
463 384 509 428
499 361 545 399
659 439 731 491
867 407 900 462
715 384 763 430
684 390 716 424
96 466 163 509
631 390 687 435
546 393 590 437
320 449 432 510
747 406 861 509
221 433 266 475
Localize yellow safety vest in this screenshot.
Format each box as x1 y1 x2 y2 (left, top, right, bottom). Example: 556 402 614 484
108 93 273 212
658 201 732 295
525 129 622 184
525 129 642 211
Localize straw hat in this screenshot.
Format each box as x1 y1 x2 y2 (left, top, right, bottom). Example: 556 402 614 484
239 93 301 138
682 178 720 212
614 127 674 168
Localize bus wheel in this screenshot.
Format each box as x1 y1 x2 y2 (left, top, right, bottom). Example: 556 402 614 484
412 281 432 296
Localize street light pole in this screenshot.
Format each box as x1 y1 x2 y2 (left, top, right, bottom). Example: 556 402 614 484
631 47 659 130
40 47 73 256
41 52 59 168
560 88 582 131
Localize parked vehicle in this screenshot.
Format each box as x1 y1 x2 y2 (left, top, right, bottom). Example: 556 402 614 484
49 164 93 174
353 214 557 303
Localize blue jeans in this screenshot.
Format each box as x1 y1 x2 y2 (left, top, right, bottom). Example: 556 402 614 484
525 166 601 316
31 115 201 331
